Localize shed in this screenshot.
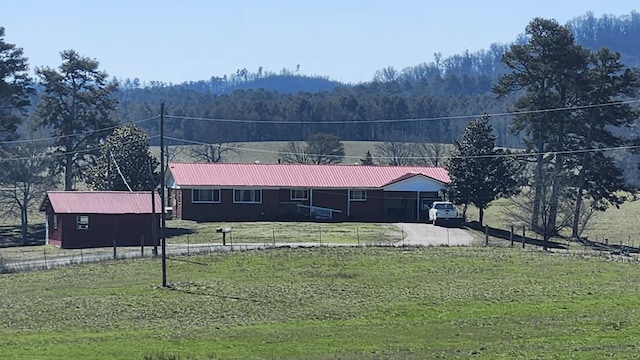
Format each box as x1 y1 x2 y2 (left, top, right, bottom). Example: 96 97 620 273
39 191 162 249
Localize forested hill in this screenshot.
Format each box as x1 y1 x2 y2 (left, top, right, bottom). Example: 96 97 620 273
115 11 640 149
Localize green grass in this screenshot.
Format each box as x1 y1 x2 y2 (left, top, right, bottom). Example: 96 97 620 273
161 141 396 165
166 220 400 245
1 247 639 359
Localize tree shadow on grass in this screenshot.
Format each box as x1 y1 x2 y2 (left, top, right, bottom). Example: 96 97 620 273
0 224 46 248
164 226 195 240
465 221 568 250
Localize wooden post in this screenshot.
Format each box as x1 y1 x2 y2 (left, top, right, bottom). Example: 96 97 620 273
510 225 514 247
522 226 526 249
141 234 144 256
484 225 489 246
113 237 117 259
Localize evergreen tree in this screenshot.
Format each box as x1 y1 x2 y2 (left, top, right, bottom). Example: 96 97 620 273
35 50 118 190
0 27 33 143
360 150 374 165
85 124 159 191
493 18 589 237
447 115 520 225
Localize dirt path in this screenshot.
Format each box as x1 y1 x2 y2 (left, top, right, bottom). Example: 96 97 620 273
394 223 476 246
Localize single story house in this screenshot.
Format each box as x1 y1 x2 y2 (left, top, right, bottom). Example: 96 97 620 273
39 191 162 249
166 162 450 223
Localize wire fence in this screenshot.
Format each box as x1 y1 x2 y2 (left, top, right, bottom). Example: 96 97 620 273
475 222 640 262
0 226 405 274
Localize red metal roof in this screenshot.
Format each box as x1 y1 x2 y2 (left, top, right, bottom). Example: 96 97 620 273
167 163 450 188
40 191 162 214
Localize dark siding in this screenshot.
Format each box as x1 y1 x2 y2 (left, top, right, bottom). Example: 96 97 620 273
57 213 160 249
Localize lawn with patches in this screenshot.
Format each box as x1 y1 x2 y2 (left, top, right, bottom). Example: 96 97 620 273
166 220 400 246
1 247 639 359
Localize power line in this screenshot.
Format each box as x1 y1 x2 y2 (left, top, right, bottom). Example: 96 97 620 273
164 99 640 125
0 116 159 145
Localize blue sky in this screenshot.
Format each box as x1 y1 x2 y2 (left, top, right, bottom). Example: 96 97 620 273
1 1 637 84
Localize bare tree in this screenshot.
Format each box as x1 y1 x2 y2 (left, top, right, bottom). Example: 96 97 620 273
189 142 242 163
280 133 344 165
375 141 416 165
0 143 58 244
415 142 451 166
279 141 308 164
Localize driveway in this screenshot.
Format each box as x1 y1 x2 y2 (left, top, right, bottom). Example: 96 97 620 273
394 223 476 246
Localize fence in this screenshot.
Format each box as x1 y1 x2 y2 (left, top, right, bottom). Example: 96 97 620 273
476 222 640 261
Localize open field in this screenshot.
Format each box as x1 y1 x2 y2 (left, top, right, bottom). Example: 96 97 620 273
162 141 386 164
1 246 639 359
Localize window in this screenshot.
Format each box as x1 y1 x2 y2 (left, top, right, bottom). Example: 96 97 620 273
53 214 58 230
192 189 220 203
290 189 309 200
76 215 89 230
349 190 367 201
234 189 262 203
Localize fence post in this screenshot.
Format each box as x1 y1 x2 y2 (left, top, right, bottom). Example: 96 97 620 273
356 226 360 246
510 225 514 247
141 235 144 257
319 226 322 245
522 226 526 249
80 248 84 263
113 237 117 259
43 248 47 269
272 228 276 246
484 225 489 246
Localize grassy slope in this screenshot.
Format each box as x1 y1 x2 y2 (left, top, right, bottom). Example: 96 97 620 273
1 247 640 359
164 141 394 165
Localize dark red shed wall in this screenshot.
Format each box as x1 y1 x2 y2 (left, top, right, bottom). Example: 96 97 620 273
54 213 160 249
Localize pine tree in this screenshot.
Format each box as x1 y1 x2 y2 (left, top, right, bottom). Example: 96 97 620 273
360 151 374 165
35 50 118 190
0 27 33 143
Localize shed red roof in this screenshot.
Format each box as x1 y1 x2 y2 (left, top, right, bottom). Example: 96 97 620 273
40 191 162 214
167 163 450 188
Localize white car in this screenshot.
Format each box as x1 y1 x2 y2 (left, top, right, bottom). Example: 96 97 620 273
428 201 461 226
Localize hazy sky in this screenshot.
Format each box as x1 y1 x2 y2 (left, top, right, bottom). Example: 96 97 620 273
1 1 637 84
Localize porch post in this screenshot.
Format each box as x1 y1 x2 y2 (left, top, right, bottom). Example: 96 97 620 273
416 191 420 221
347 189 351 217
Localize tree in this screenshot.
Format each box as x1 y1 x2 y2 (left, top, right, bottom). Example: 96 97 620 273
306 133 344 164
279 141 308 164
280 133 344 164
568 48 639 238
360 150 374 165
415 143 450 166
0 27 33 143
35 50 118 191
85 124 159 191
493 18 590 236
494 18 640 241
0 142 57 244
375 141 416 165
447 115 520 225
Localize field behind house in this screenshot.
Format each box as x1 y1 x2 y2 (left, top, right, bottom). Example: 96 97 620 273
1 247 640 359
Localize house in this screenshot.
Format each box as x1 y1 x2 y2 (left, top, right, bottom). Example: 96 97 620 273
39 191 162 249
166 163 450 223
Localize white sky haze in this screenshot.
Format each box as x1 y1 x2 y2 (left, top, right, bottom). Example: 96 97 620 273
1 1 637 84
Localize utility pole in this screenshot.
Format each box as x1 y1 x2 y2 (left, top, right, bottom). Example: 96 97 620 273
160 101 167 287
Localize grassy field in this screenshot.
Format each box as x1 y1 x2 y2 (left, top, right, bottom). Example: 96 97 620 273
163 141 385 165
1 246 639 359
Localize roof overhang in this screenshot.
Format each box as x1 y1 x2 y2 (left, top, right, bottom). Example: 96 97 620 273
382 174 446 192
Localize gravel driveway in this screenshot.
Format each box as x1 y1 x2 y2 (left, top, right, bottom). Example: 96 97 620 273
394 222 476 246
